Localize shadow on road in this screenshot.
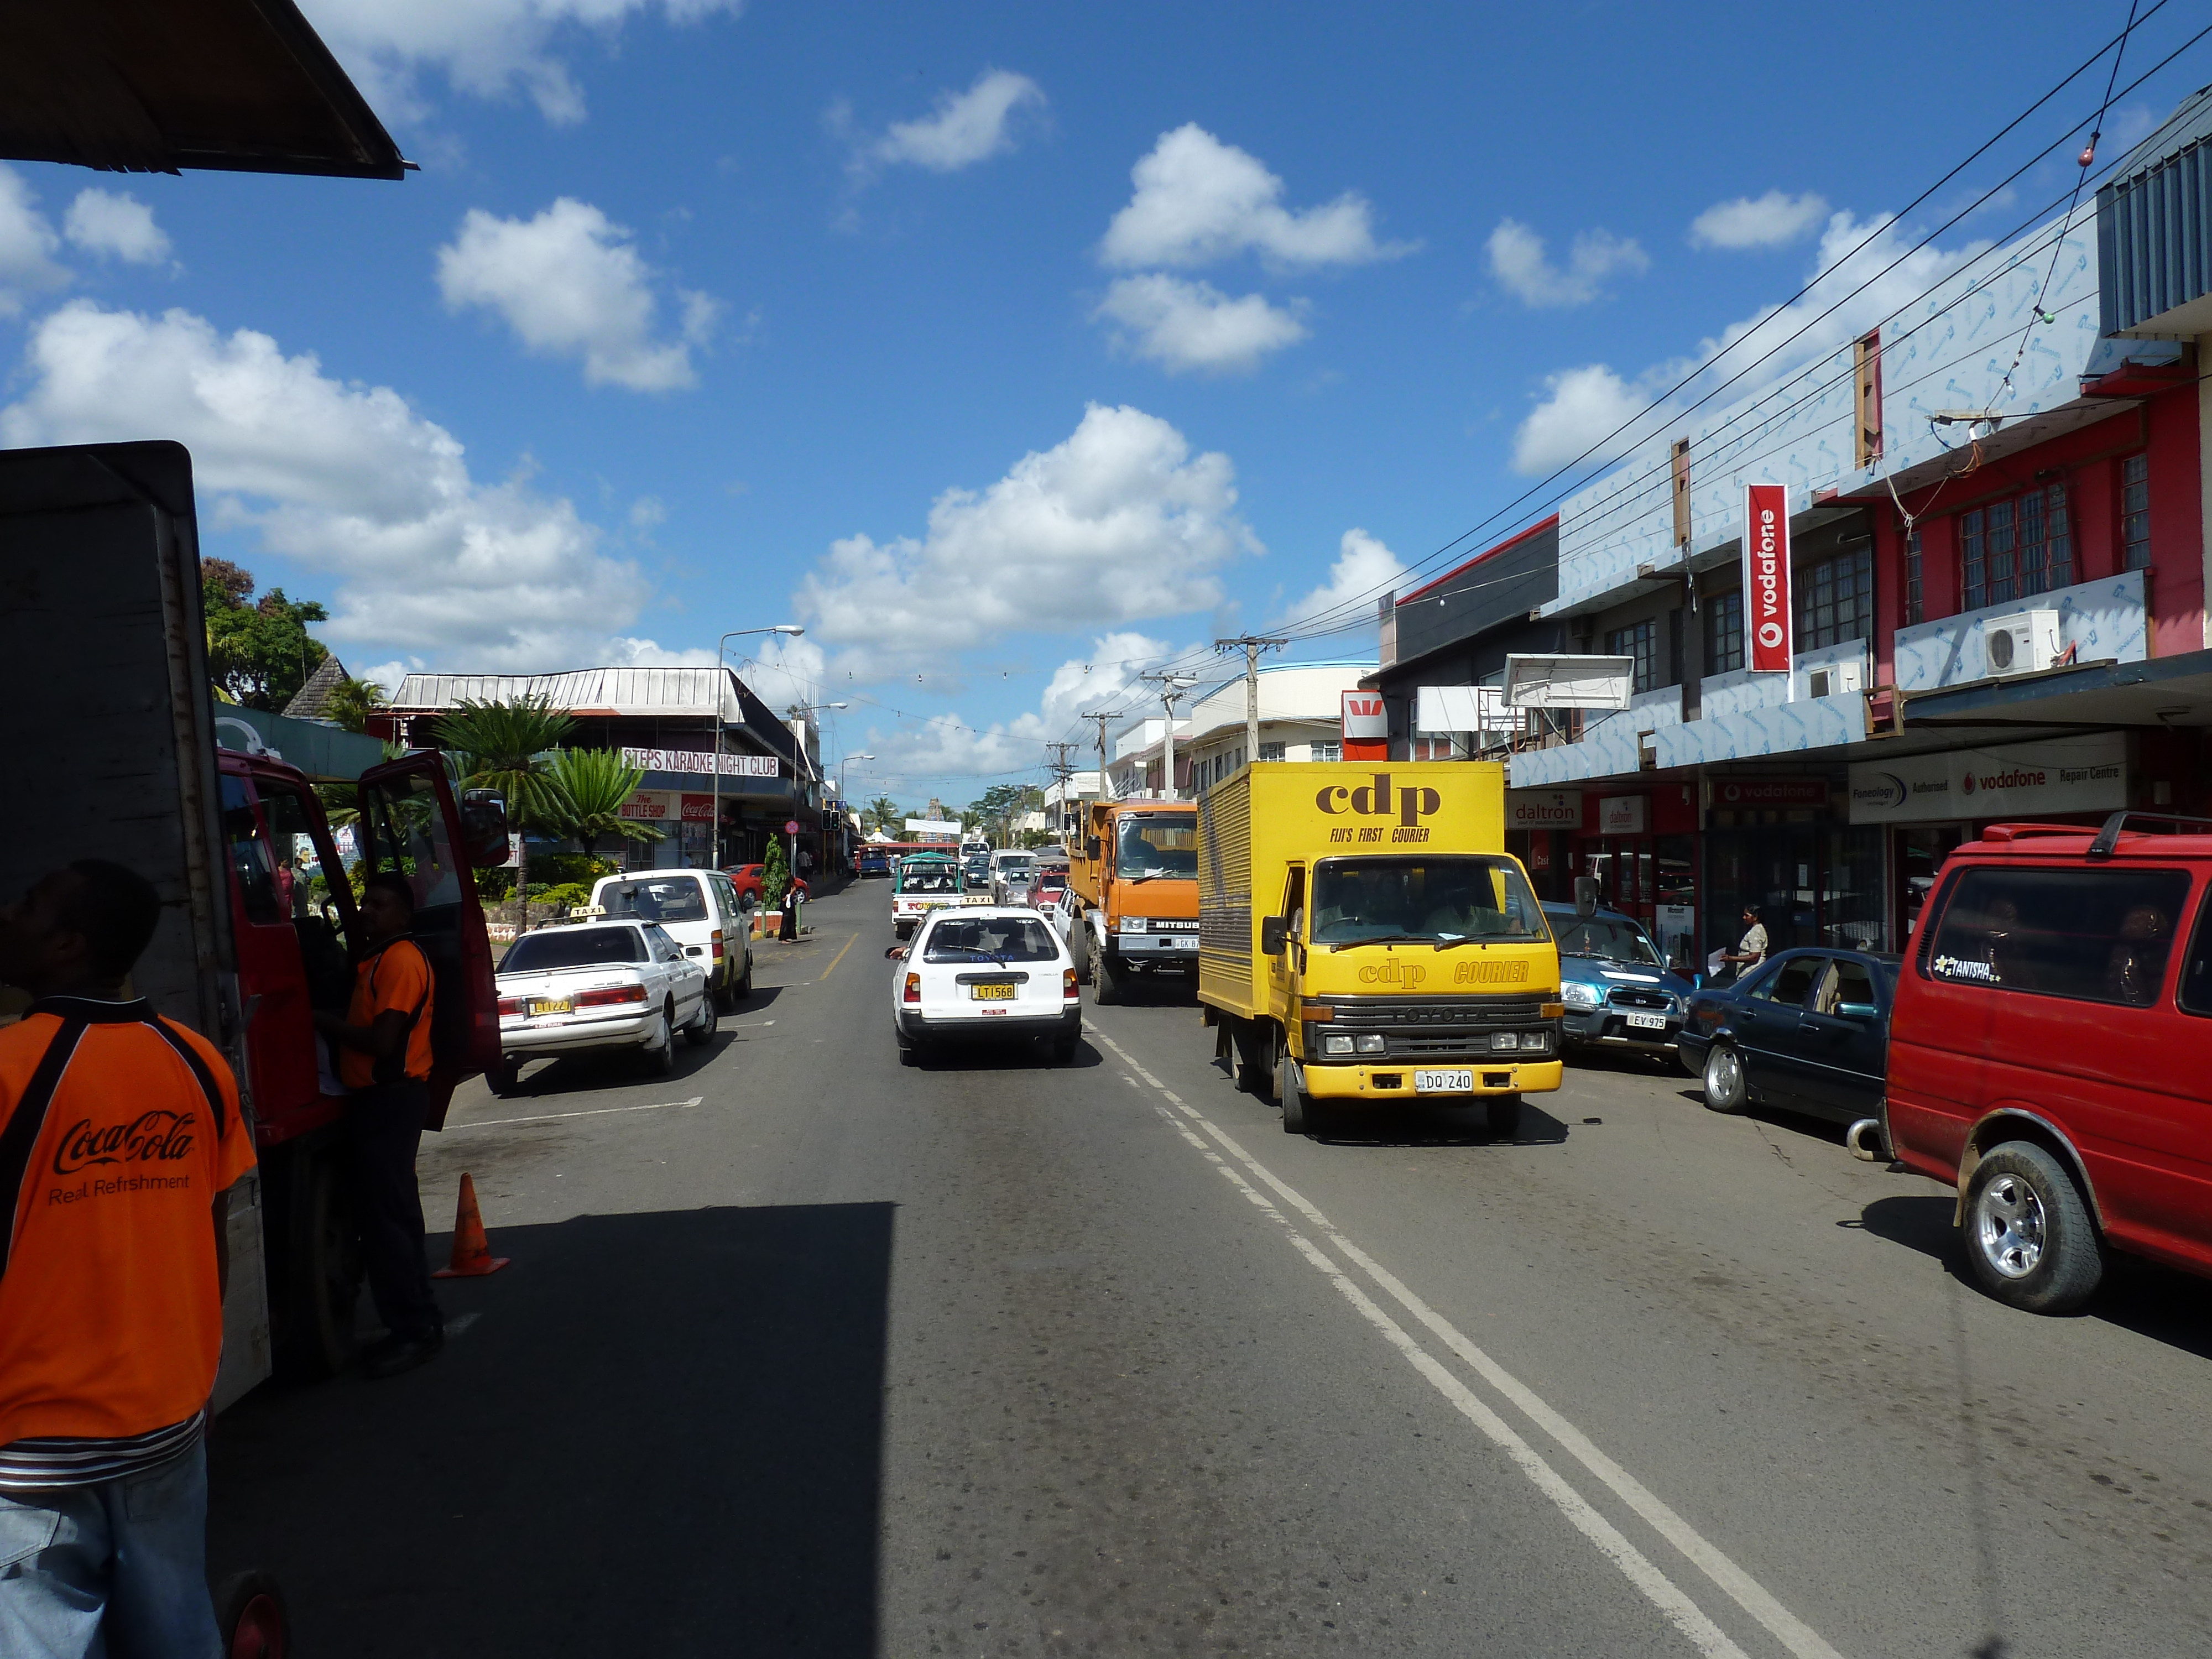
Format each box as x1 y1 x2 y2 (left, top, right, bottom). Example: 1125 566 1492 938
208 1203 893 1658
909 1034 1102 1072
1311 1098 1572 1149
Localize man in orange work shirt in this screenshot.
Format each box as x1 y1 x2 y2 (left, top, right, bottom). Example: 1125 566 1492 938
0 860 255 1658
315 872 444 1379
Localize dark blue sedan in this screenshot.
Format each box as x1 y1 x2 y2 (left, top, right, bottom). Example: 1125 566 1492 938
1674 947 1900 1124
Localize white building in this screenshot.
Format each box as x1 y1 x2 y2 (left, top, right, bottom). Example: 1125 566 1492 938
1104 660 1374 799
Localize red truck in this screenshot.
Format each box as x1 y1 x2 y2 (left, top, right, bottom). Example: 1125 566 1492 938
1 441 508 1393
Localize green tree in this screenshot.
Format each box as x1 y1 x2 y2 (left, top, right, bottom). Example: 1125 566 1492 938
546 748 665 857
322 676 390 734
760 838 791 910
202 562 330 710
863 795 902 836
432 697 578 932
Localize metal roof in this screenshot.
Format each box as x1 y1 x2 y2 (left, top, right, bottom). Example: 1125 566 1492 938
0 0 406 179
391 667 747 723
2098 82 2212 336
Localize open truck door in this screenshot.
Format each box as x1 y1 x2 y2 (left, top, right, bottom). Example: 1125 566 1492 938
352 756 507 1128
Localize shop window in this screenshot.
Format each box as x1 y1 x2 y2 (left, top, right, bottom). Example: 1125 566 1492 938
1259 741 1286 762
1704 589 1744 675
1904 529 1923 626
1311 739 1342 763
1410 736 1456 760
2121 455 2151 571
1606 618 1657 694
1960 483 2072 610
1794 545 1874 650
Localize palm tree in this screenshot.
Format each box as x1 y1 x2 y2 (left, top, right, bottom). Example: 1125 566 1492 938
863 794 902 837
547 748 665 858
322 676 390 734
432 697 577 931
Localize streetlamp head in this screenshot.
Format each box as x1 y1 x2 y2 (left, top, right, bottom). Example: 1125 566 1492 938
771 624 805 637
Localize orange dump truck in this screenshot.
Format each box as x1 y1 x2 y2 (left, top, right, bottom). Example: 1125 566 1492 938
1065 799 1199 1004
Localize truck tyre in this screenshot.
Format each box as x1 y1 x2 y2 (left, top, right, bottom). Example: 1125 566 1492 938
1279 1052 1322 1136
484 1059 520 1098
1093 947 1123 1006
684 990 718 1047
1963 1141 2105 1313
1073 927 1093 983
273 1147 363 1381
1702 1044 1747 1113
1486 1094 1521 1139
1233 1021 1272 1096
734 946 754 1003
213 1569 288 1659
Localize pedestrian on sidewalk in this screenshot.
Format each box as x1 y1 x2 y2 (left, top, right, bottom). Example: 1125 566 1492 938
314 872 444 1380
0 859 257 1659
1717 905 1770 984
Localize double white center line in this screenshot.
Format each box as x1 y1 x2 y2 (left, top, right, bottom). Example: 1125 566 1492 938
1086 1022 1845 1659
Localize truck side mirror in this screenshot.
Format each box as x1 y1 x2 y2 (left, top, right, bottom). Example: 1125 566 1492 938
1260 915 1287 955
460 789 511 868
1086 836 1102 861
1573 876 1599 919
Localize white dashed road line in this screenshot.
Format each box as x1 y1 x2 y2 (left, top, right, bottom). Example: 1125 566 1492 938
450 1096 704 1131
1087 1021 1845 1659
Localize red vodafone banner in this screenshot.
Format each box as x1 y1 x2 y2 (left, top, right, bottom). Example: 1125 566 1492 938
1742 483 1793 673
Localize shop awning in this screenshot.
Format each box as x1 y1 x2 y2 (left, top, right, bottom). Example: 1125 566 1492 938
1902 648 2212 729
0 0 406 179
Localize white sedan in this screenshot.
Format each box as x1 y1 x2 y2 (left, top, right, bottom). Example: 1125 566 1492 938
491 916 713 1092
889 907 1082 1066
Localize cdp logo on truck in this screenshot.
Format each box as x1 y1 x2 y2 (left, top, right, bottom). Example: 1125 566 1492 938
1317 772 1442 844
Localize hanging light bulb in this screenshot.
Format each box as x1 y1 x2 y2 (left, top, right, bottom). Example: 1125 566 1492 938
2078 133 2100 169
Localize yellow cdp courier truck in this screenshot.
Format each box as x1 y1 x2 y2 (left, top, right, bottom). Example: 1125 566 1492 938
1197 763 1563 1138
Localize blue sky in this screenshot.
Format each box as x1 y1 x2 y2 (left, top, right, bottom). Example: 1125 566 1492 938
1 1 2201 807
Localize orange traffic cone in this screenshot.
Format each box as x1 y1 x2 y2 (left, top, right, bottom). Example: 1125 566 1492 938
432 1172 511 1278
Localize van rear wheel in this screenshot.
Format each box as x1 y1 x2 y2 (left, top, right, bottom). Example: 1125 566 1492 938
1963 1141 2104 1313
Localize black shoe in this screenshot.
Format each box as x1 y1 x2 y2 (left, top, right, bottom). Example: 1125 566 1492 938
363 1329 444 1380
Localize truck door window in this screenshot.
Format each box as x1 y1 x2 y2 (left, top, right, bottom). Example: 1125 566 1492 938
255 780 354 1008
220 776 282 926
358 771 465 913
1927 867 2190 1006
1282 867 1305 935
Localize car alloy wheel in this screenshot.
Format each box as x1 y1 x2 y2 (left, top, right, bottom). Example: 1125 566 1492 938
1973 1172 2045 1279
1702 1044 1746 1114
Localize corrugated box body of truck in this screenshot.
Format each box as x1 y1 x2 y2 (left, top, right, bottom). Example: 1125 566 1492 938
1197 762 1508 1021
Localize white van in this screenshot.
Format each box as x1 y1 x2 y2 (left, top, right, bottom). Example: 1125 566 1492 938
987 848 1035 905
588 868 754 1011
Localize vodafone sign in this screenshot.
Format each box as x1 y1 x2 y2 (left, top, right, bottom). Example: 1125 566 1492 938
1741 483 1793 672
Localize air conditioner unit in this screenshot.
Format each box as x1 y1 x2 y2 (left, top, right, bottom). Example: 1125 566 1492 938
1982 609 2063 678
1803 659 1866 700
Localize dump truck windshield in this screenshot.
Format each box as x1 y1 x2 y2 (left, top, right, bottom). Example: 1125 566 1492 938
1117 814 1197 880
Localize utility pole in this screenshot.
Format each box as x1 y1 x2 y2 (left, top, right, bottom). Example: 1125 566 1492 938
1044 741 1080 838
1215 634 1287 771
1138 672 1199 801
1083 711 1126 804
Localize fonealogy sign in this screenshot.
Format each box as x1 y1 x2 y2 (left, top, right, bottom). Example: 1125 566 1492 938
1741 483 1793 673
1847 733 2126 824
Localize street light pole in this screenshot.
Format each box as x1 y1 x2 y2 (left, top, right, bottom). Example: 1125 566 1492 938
712 624 804 872
1138 673 1199 800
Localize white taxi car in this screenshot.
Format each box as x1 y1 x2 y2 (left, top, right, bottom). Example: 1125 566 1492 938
489 914 714 1093
889 907 1082 1066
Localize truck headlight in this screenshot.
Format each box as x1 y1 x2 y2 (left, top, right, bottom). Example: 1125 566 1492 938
1322 1032 1354 1056
1520 1030 1553 1053
1355 1033 1386 1055
1118 918 1149 934
1561 982 1601 1010
1490 1031 1521 1051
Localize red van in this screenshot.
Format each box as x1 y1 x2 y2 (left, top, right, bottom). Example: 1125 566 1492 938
1879 813 2212 1313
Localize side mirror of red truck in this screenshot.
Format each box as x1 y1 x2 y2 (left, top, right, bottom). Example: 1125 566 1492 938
1260 915 1288 955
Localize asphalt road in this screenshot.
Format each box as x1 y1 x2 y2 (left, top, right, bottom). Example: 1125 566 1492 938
208 880 2212 1657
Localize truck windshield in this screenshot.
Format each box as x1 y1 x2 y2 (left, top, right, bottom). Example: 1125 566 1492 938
500 927 645 972
599 879 709 922
1310 857 1548 947
1550 914 1663 968
1117 814 1198 880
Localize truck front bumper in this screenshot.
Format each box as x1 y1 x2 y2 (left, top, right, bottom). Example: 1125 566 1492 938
1298 1058 1563 1099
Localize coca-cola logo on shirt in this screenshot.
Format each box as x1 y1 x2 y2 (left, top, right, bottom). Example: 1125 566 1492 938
52 1111 197 1175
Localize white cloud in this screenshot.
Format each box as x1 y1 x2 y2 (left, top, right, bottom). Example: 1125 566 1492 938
799 404 1258 674
62 189 172 265
1511 364 1663 476
309 0 740 126
1688 190 1828 251
1094 274 1306 374
1486 219 1648 308
1276 528 1407 627
1100 124 1411 270
0 301 662 669
436 199 715 390
869 69 1045 173
0 166 70 316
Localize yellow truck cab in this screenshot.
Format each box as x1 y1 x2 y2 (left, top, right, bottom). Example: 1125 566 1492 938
1065 800 1200 1004
1197 763 1563 1137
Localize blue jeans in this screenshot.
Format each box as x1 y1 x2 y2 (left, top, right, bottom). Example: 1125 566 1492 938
0 1441 221 1658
